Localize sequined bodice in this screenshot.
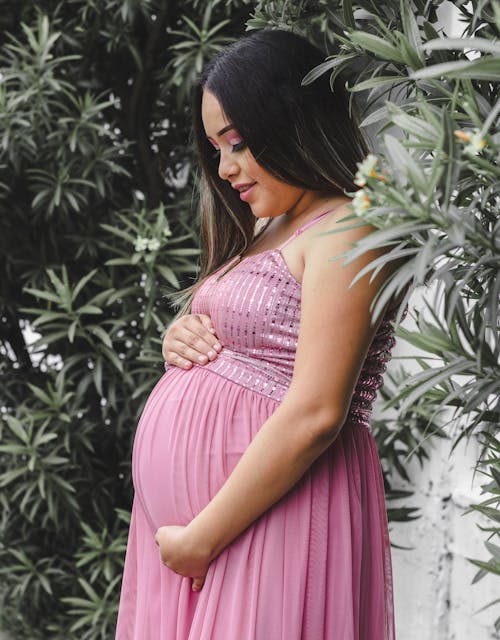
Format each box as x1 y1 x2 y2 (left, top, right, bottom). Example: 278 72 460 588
191 247 397 429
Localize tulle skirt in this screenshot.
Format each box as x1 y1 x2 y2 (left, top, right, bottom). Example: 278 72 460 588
116 366 395 639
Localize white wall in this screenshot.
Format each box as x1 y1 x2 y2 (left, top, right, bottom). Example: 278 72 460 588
391 437 500 639
389 287 499 639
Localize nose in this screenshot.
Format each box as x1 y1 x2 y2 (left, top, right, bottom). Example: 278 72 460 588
217 151 238 181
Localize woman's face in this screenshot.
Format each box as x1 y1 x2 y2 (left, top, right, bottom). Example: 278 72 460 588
201 90 319 219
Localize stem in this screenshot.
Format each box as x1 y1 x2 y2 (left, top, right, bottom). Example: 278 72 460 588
127 2 175 208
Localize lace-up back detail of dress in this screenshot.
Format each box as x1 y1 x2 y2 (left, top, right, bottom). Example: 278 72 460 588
192 210 398 428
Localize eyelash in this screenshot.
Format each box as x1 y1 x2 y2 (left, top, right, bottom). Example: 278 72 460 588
211 141 247 158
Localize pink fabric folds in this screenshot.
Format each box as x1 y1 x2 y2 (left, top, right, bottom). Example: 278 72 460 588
116 367 394 639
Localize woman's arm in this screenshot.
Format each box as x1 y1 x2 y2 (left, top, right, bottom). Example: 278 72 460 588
156 208 396 589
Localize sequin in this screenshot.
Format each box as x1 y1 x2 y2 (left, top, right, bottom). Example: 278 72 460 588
192 246 400 429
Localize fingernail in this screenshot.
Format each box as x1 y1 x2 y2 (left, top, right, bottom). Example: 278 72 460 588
198 355 208 363
209 328 216 334
213 343 221 352
184 361 192 369
207 350 215 359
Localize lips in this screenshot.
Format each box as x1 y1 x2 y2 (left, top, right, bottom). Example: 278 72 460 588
233 182 255 193
232 182 256 202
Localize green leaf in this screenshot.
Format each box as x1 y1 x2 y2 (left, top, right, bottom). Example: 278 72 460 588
72 269 98 302
342 0 355 30
350 75 406 92
411 57 500 81
98 345 124 372
469 558 500 577
77 304 103 315
0 444 28 454
425 37 500 56
485 541 500 562
349 32 406 64
360 104 390 128
0 467 28 486
165 248 200 256
5 415 29 444
92 357 103 396
401 0 423 62
87 325 113 349
156 265 180 288
68 320 78 343
27 383 52 406
302 54 357 86
383 134 426 189
24 288 61 304
388 108 438 141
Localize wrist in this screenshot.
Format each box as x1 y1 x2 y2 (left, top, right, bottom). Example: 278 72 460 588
185 517 223 563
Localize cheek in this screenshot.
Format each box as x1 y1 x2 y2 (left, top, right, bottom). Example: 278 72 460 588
270 183 301 207
251 187 287 218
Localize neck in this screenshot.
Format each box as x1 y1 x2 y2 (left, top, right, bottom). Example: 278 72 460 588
284 193 343 223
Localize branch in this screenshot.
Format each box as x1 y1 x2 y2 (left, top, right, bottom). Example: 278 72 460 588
127 1 176 207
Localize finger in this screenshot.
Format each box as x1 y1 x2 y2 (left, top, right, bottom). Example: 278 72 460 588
174 339 219 364
164 351 194 370
184 318 222 354
198 314 217 336
164 320 221 362
167 336 221 366
192 576 205 592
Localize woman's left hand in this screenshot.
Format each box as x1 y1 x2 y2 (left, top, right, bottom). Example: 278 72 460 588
155 525 211 592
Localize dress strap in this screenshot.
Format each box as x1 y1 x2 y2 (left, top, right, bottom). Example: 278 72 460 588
278 204 344 251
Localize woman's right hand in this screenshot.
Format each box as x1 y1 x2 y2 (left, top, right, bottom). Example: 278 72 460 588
162 314 222 370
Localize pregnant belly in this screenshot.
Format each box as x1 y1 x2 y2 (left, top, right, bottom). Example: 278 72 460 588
132 366 278 530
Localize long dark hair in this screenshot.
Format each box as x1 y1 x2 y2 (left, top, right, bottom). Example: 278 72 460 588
180 29 368 311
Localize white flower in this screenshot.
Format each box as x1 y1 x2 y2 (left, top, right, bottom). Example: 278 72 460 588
454 128 486 155
465 131 487 155
134 236 149 252
352 189 371 214
354 154 379 186
147 238 161 251
163 224 172 238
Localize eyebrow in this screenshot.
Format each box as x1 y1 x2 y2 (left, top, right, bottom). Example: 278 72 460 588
216 124 235 136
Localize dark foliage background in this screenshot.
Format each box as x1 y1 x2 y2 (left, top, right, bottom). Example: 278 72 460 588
0 0 498 637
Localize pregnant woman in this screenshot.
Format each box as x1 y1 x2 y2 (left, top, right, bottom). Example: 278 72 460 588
116 28 400 640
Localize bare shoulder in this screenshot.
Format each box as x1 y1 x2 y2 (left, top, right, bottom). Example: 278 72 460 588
285 197 392 425
309 197 374 246
300 197 380 270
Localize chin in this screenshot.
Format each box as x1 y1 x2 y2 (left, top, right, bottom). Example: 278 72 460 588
248 205 266 218
251 211 269 219
250 205 281 219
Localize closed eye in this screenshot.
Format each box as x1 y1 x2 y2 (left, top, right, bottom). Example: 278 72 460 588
210 141 246 159
231 141 246 152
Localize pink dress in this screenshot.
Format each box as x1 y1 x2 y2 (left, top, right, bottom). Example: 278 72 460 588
116 210 396 639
